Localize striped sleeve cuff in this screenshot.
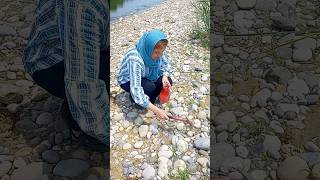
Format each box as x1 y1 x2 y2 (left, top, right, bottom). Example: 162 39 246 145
142 99 149 108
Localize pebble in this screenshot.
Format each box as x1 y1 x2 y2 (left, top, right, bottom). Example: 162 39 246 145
198 111 207 120
236 0 256 9
6 103 19 114
277 156 310 180
217 131 228 142
13 157 26 168
293 48 313 62
263 135 281 159
138 125 149 138
187 131 194 137
287 77 309 98
15 80 33 88
11 162 46 180
149 124 159 135
134 116 144 125
200 86 207 94
194 137 210 151
304 142 320 152
158 145 173 159
6 72 16 80
236 146 249 158
312 163 320 179
174 160 187 170
171 107 184 116
250 170 267 180
0 25 16 36
294 38 317 50
158 157 169 178
238 95 249 102
193 119 201 128
255 0 276 10
270 121 284 134
177 139 188 153
213 35 224 47
213 143 235 170
142 165 156 179
113 113 123 121
127 112 138 120
216 84 232 97
42 150 60 164
220 156 244 173
123 143 132 150
0 161 12 177
214 111 237 126
270 12 295 31
229 171 244 180
251 88 271 107
197 157 209 168
36 112 54 125
233 11 255 33
53 159 90 177
176 122 185 130
224 45 240 55
134 141 144 149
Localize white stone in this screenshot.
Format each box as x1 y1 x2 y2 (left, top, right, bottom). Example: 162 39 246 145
158 157 169 178
123 143 132 150
174 160 186 170
138 125 149 138
143 165 156 179
134 141 144 149
193 119 202 128
176 122 185 130
177 139 188 153
197 157 209 167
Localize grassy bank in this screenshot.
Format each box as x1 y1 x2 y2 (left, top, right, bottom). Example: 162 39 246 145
192 0 210 48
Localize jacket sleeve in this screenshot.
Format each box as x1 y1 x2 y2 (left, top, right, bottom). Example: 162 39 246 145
160 54 173 78
129 58 150 108
62 0 109 144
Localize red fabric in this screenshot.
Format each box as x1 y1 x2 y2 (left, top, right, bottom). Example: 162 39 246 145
159 85 170 104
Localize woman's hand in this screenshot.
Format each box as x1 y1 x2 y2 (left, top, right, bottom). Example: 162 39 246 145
147 102 169 120
155 108 169 120
162 76 171 88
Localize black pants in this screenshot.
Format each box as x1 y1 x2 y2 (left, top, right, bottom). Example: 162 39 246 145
120 76 173 104
31 50 109 126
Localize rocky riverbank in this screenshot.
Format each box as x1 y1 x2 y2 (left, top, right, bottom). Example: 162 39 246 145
213 0 320 179
110 0 210 179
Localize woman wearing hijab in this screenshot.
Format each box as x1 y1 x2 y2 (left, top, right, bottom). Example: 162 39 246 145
118 29 173 120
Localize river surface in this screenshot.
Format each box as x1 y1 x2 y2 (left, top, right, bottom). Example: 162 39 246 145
110 0 165 22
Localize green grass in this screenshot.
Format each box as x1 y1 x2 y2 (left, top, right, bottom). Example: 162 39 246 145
241 117 274 140
192 0 210 48
110 0 125 11
170 145 178 157
169 169 191 180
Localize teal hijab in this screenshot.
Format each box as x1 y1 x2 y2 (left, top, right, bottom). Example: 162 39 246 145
136 29 167 81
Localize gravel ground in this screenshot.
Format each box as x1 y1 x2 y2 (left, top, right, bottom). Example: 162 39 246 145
0 0 210 179
110 0 210 179
212 0 320 179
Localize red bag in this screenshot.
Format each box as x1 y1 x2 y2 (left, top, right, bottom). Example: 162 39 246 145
159 85 170 104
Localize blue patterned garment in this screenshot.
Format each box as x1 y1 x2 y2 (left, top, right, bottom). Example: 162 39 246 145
22 0 109 144
117 48 173 108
